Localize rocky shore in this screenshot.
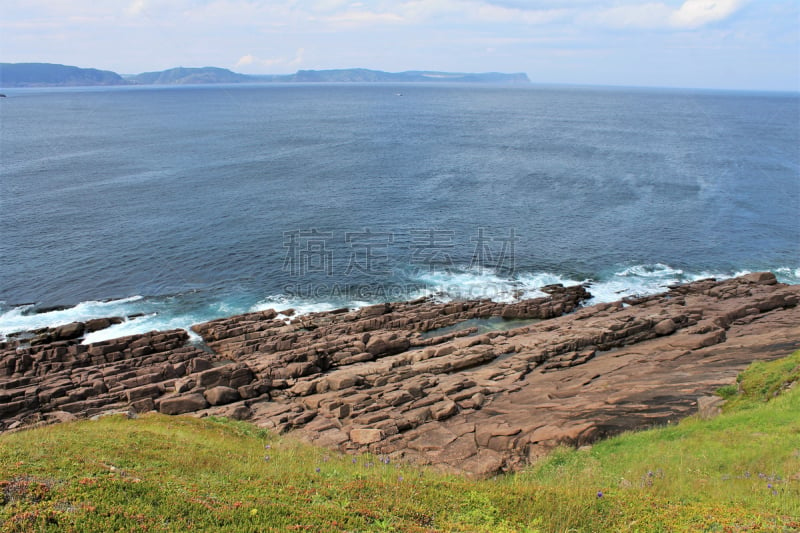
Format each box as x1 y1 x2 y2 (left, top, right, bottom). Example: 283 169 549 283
1 273 798 477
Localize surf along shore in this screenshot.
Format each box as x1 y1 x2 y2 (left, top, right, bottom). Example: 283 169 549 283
1 272 798 477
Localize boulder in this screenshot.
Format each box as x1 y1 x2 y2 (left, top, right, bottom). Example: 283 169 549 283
654 318 677 336
159 393 208 415
85 317 123 333
51 322 85 341
204 386 240 406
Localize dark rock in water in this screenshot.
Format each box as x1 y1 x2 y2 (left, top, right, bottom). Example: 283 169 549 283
1 274 799 478
51 322 85 341
85 317 124 333
31 305 73 315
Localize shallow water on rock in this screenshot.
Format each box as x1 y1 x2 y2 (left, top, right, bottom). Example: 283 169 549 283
419 316 540 339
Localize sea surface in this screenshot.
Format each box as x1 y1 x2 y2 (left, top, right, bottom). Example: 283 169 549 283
1 83 798 342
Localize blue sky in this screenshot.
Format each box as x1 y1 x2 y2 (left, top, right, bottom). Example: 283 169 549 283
1 0 798 90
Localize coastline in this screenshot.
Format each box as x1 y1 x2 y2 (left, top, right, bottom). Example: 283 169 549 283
2 272 798 476
3 264 798 346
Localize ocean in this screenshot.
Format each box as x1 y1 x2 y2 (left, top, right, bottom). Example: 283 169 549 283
1 83 798 343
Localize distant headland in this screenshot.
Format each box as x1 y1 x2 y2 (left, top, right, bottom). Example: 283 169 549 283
0 63 531 88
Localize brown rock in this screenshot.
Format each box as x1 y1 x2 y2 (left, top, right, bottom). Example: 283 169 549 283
211 404 252 420
188 358 214 374
125 383 164 403
84 317 123 333
174 377 195 394
204 386 240 406
130 398 155 414
195 366 231 388
409 426 458 451
159 393 209 415
459 449 505 478
654 318 677 336
350 428 384 444
51 322 85 341
697 395 725 419
366 334 410 357
229 366 255 388
431 400 458 421
44 411 78 424
326 373 363 391
740 272 777 285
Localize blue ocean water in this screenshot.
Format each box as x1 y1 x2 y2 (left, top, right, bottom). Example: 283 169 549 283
1 83 798 342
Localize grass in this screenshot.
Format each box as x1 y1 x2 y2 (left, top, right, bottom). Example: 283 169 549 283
1 351 799 532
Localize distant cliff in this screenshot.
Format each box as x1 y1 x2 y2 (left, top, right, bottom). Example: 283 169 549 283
0 63 126 87
278 69 530 83
0 63 530 87
130 67 251 85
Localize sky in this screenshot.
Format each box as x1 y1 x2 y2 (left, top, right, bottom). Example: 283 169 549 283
1 0 798 91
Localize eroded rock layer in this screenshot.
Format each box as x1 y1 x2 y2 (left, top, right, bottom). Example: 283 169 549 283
1 274 798 477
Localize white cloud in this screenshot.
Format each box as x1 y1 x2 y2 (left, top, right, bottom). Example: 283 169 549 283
126 0 146 16
234 48 305 71
588 0 747 30
234 53 256 67
290 47 305 66
670 0 746 29
323 9 406 26
589 2 673 29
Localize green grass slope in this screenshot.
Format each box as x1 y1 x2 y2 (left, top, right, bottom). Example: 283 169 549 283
2 351 799 532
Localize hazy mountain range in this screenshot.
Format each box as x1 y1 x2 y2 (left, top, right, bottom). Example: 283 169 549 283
0 63 530 87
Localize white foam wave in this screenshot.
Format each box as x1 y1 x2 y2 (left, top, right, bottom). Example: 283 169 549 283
250 295 352 317
775 267 800 284
0 296 145 338
616 263 684 278
410 263 796 306
412 268 582 303
585 266 755 304
81 312 203 344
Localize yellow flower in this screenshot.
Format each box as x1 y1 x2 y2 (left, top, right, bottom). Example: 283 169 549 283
250 508 258 516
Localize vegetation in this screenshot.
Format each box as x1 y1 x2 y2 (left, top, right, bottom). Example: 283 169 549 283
2 350 799 532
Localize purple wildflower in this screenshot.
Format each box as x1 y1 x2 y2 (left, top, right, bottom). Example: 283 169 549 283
597 491 603 498
315 467 321 473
